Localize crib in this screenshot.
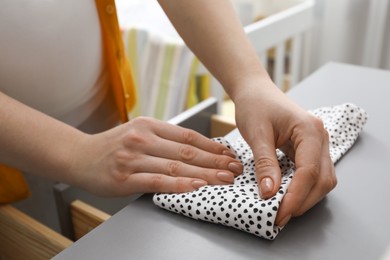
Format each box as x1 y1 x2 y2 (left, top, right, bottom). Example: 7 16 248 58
207 0 315 111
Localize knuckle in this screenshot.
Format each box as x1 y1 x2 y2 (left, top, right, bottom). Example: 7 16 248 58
114 151 137 170
321 173 338 193
311 115 324 127
310 116 325 134
131 116 155 126
150 175 164 191
300 114 325 135
178 145 196 161
331 177 338 189
110 170 128 183
293 209 306 217
124 132 148 147
213 156 227 169
167 160 182 177
174 177 189 193
323 128 330 141
123 117 155 147
255 157 278 172
182 129 197 144
304 163 321 182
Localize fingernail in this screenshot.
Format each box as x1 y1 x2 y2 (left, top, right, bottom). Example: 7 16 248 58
278 214 291 227
217 171 234 183
259 177 274 198
191 180 207 189
222 149 236 158
228 162 243 174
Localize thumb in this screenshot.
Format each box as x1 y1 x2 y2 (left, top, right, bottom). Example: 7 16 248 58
249 129 281 199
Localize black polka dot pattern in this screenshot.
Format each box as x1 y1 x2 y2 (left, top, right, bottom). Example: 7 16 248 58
153 103 368 240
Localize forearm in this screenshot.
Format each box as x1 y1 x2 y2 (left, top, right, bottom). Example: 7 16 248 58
0 92 86 184
157 0 273 100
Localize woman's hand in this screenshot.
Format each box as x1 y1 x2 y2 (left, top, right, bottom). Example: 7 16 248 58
233 77 336 227
71 117 243 197
158 0 336 225
0 92 242 197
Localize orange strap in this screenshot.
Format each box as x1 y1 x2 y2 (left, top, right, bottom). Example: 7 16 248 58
0 1 136 204
95 0 136 123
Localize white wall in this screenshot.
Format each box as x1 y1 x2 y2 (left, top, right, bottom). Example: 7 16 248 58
308 0 390 73
382 5 390 69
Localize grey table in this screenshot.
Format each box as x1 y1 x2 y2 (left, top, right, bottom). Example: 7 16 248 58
55 62 390 260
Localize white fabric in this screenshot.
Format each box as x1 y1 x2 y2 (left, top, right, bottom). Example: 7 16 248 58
154 103 368 240
0 0 109 127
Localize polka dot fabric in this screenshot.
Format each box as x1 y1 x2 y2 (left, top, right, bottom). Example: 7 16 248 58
153 103 368 240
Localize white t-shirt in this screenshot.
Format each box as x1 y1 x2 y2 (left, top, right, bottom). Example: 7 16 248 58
0 0 117 130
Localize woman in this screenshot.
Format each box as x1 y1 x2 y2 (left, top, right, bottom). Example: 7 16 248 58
0 0 335 228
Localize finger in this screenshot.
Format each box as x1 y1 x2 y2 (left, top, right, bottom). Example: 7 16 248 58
276 124 327 226
127 155 236 185
248 124 281 199
126 173 208 194
290 130 336 217
147 138 243 176
153 120 236 156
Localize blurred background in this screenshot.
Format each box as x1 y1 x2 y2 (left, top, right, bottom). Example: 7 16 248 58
115 0 390 119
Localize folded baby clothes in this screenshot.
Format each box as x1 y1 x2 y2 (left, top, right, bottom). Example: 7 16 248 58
153 103 368 240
